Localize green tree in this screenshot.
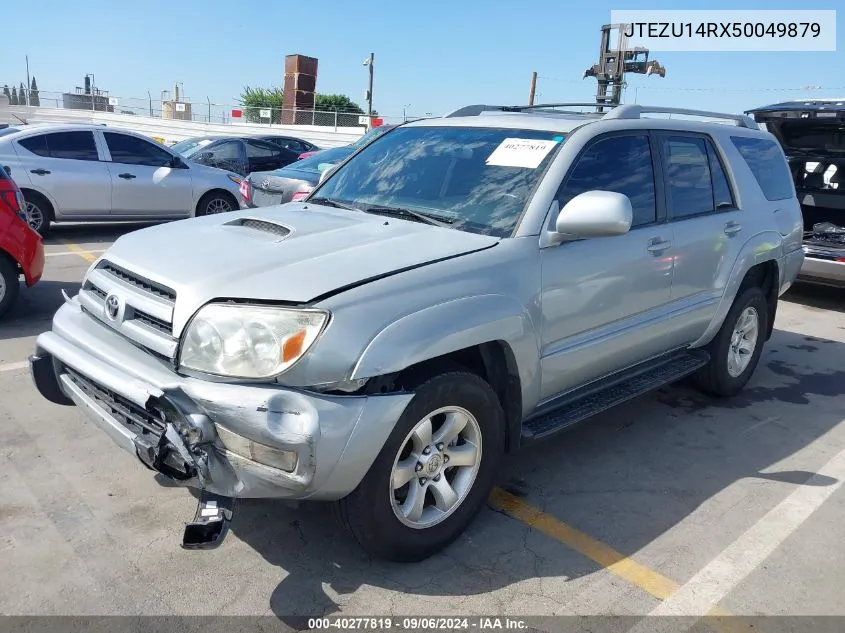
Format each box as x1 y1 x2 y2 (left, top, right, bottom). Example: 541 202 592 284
9 87 17 105
30 77 40 106
239 86 284 123
19 82 27 105
2 85 10 103
314 93 364 114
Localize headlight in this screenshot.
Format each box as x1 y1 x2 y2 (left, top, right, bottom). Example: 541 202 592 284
179 303 329 379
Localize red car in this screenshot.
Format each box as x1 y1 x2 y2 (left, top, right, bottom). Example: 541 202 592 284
0 165 44 317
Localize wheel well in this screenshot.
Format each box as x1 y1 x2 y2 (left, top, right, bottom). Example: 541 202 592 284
738 260 779 340
197 189 238 214
19 188 54 212
385 342 523 454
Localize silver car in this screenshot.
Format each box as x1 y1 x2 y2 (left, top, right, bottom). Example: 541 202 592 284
0 124 244 236
30 103 804 562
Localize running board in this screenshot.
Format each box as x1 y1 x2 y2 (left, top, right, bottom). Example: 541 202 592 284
521 350 710 443
181 491 235 550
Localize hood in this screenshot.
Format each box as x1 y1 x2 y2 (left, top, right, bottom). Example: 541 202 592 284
747 102 845 157
100 203 499 332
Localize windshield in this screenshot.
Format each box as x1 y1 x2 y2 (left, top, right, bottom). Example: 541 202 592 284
171 137 217 157
313 126 565 237
350 124 394 148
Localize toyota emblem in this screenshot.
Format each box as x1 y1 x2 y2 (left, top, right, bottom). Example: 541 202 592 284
105 294 121 321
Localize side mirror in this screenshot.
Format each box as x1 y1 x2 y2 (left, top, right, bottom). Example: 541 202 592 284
169 156 187 169
555 190 633 238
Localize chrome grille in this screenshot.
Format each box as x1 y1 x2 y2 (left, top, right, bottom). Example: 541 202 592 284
78 260 178 359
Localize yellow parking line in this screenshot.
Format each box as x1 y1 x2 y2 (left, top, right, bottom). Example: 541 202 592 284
489 488 747 631
59 241 98 263
490 487 679 600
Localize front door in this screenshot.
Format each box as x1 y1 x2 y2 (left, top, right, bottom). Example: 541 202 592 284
539 132 675 401
102 131 193 217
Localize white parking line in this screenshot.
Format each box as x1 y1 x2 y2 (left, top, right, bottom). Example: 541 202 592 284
45 248 106 258
630 443 845 628
0 361 30 373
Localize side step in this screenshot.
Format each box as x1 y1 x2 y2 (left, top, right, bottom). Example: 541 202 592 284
521 350 710 443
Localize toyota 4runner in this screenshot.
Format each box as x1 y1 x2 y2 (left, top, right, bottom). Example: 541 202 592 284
29 103 804 562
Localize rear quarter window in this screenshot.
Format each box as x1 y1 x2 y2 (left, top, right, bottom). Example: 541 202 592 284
730 136 794 201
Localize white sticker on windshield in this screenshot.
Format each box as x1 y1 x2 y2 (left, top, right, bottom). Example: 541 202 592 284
485 138 558 169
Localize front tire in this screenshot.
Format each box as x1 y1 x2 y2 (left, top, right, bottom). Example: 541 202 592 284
0 255 20 319
693 286 768 397
196 191 237 216
335 371 505 562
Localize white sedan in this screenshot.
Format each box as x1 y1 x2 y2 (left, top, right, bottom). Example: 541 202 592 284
0 124 244 236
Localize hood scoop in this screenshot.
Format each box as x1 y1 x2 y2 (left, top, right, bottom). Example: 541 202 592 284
225 217 292 240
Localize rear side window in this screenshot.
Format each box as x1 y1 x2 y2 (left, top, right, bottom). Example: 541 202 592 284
661 135 736 219
730 136 794 201
558 134 657 227
17 134 49 157
19 132 99 161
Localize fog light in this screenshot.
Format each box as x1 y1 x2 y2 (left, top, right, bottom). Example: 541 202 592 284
215 425 298 473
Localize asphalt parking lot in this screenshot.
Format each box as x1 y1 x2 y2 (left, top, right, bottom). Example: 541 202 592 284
1 223 845 627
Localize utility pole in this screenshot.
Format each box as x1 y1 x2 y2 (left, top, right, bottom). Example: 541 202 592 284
363 53 374 125
25 56 31 106
528 71 537 106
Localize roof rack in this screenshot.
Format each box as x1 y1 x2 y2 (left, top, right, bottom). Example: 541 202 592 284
602 104 756 128
444 102 620 118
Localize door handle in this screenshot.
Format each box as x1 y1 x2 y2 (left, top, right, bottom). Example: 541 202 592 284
724 221 743 236
647 238 672 254
118 173 137 179
30 168 50 175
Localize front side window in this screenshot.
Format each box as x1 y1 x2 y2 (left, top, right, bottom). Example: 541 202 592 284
557 134 656 227
314 126 565 237
104 132 173 167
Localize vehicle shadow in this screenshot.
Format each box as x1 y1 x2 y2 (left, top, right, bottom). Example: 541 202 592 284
0 280 81 341
226 325 845 623
42 221 160 246
784 282 845 315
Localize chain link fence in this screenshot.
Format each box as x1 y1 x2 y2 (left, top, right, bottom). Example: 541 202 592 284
1 85 415 129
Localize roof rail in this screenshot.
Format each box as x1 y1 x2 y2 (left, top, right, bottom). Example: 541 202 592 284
443 102 621 118
603 104 756 128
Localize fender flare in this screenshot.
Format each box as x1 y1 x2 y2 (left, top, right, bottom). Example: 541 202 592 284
691 230 783 348
350 294 541 418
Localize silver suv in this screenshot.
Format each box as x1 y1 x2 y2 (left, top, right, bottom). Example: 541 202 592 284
29 103 804 562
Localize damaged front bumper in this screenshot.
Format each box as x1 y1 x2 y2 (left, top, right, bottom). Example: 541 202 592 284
30 298 413 501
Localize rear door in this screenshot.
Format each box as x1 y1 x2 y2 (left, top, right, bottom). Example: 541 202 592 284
14 130 111 217
102 131 193 217
245 139 298 174
655 132 745 340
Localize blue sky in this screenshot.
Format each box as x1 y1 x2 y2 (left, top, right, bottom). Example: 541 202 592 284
1 0 842 120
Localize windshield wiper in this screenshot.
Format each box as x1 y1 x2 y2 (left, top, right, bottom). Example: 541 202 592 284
362 205 454 228
308 197 362 212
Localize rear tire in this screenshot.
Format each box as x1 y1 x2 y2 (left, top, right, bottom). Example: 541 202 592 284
21 190 53 237
335 371 505 562
692 286 768 397
196 191 237 216
0 255 20 319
